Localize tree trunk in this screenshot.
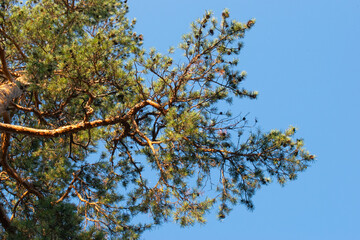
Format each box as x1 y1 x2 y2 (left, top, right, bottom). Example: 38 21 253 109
0 76 28 115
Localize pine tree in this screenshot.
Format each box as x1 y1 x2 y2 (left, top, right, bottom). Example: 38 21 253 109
0 1 314 239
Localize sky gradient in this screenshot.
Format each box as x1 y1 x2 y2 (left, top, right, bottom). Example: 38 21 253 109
127 0 360 239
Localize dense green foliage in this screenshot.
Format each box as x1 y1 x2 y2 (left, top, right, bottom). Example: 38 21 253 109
0 0 314 239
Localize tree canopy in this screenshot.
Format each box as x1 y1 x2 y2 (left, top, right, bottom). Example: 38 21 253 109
0 0 314 239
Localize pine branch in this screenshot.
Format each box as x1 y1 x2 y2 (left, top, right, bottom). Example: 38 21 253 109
0 100 162 137
0 46 13 82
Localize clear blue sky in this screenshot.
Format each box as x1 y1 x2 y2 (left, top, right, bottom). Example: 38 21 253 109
126 0 360 239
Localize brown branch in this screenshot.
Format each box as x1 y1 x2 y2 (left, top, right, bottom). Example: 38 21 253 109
0 114 127 137
10 190 29 221
131 118 167 180
0 100 161 137
53 170 81 204
0 46 13 82
0 28 27 61
0 202 16 234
